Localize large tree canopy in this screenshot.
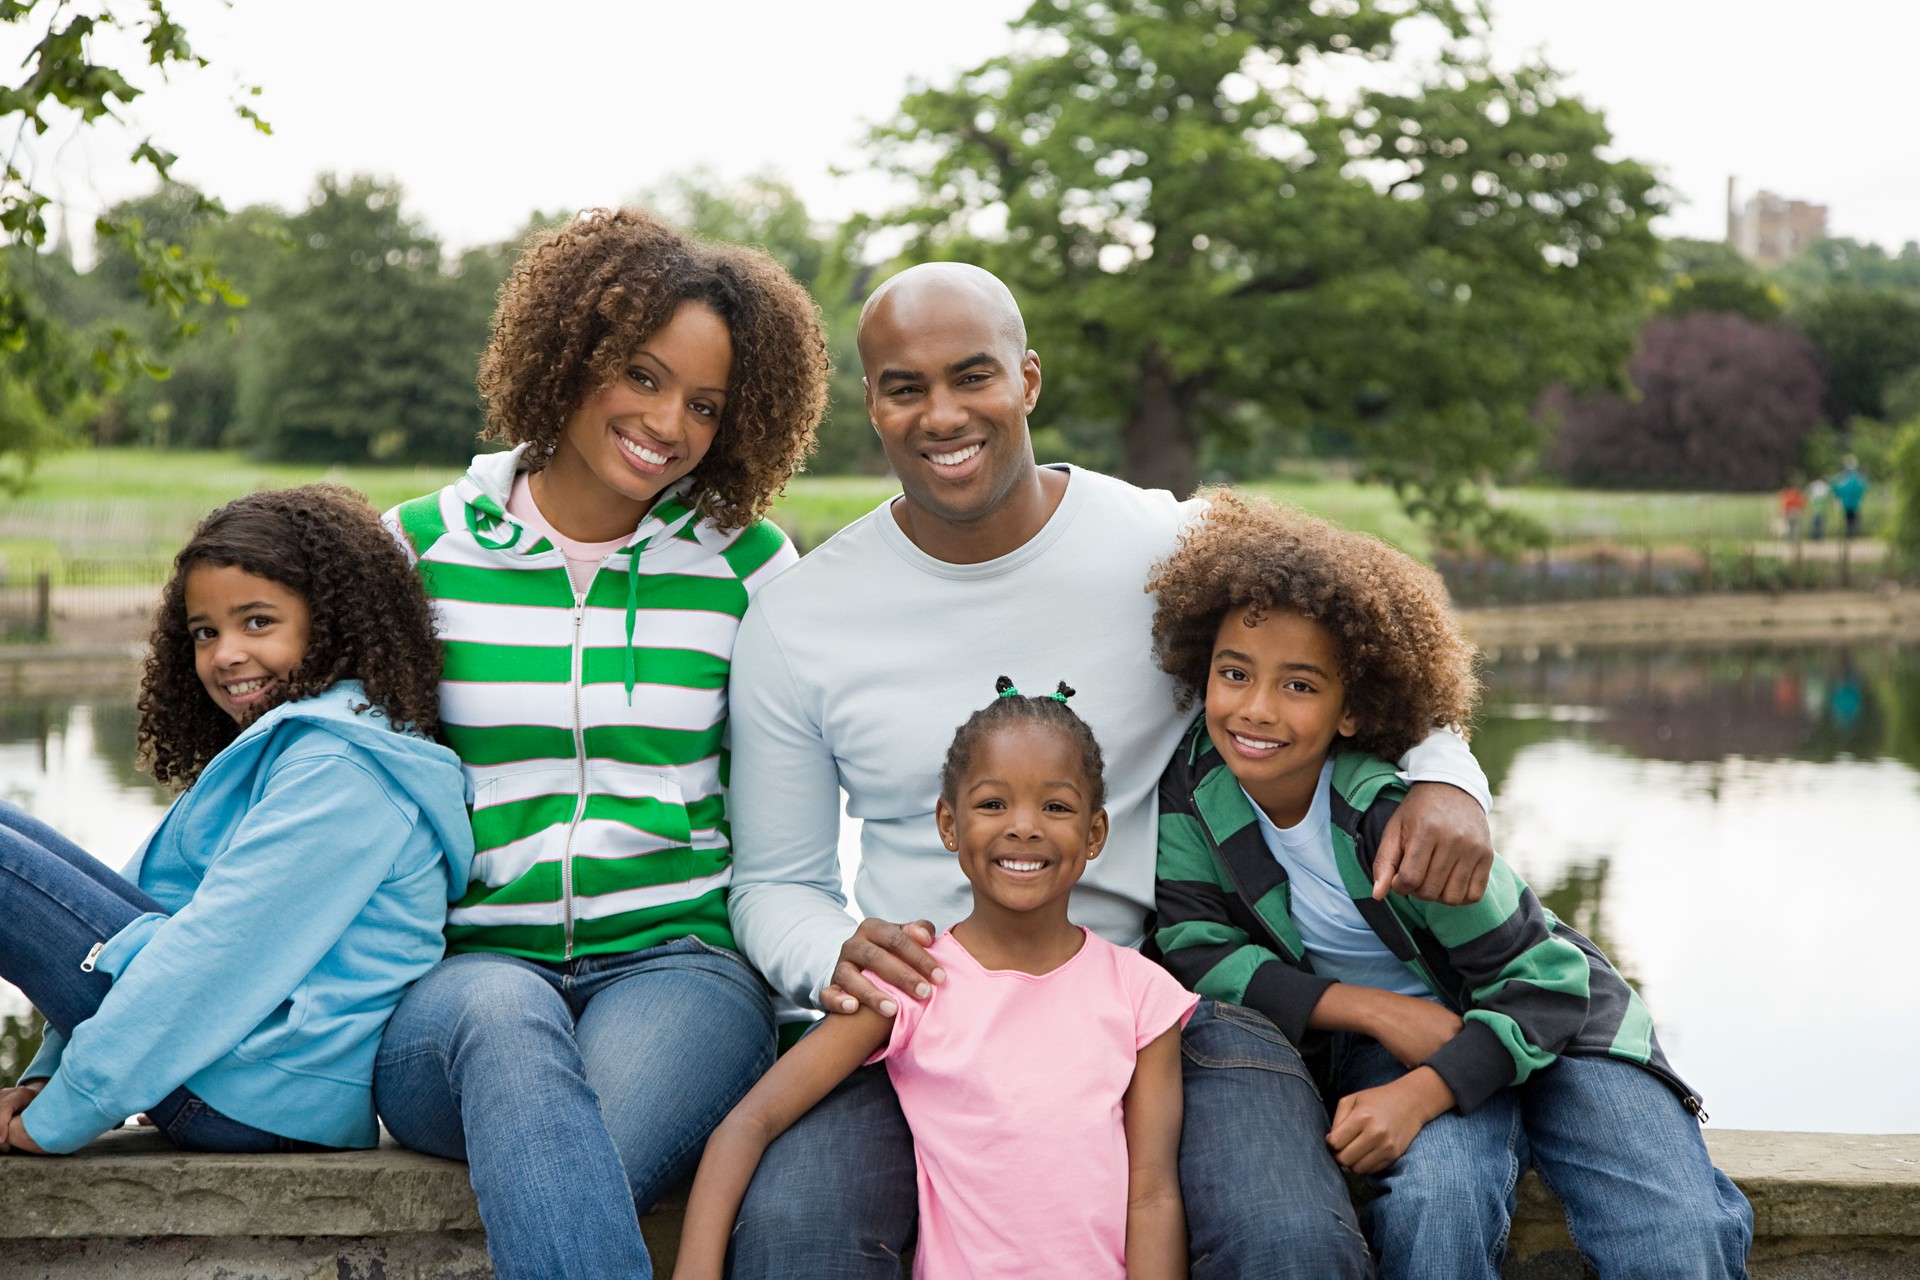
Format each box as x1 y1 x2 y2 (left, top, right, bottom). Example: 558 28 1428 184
857 0 1662 544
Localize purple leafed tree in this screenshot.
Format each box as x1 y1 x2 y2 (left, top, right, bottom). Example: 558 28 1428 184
1544 314 1825 490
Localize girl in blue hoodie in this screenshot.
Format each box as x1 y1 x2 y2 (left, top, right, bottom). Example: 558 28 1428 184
0 485 474 1155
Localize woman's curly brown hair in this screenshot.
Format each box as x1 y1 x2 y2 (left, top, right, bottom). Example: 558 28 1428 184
1146 489 1478 761
476 207 829 531
138 484 444 790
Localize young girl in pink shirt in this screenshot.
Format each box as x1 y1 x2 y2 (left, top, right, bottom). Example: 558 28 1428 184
675 678 1197 1280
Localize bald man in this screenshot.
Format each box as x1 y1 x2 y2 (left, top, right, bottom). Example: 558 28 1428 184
724 263 1495 1276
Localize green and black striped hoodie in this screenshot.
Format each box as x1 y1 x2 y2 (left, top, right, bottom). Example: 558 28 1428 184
1154 717 1700 1116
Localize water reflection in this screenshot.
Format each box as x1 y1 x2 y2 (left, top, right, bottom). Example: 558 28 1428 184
1478 641 1920 1135
1 645 1916 1131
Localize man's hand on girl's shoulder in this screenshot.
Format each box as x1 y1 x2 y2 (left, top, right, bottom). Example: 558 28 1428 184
822 917 946 1017
1371 782 1493 905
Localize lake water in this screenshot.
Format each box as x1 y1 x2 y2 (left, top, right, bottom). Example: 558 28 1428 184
3 640 1916 1134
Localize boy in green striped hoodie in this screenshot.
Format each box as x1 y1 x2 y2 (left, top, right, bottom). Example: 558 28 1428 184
1149 492 1751 1280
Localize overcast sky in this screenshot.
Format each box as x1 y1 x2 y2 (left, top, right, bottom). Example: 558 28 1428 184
10 0 1916 255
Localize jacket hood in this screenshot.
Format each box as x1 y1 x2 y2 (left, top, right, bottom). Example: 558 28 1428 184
456 445 701 556
453 446 704 705
222 682 475 898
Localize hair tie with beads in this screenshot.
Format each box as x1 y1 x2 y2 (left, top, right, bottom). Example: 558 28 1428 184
1050 681 1075 704
995 675 1020 698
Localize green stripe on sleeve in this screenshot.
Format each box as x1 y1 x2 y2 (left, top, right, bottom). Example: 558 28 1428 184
721 519 791 579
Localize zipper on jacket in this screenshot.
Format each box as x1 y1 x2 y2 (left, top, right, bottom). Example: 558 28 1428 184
559 592 589 960
80 942 105 972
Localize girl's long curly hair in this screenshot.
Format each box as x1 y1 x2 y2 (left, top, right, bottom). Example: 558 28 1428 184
476 207 829 532
138 485 443 790
1146 489 1479 761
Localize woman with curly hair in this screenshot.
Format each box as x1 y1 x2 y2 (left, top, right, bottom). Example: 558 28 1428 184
0 485 471 1157
1149 491 1751 1280
377 207 829 1280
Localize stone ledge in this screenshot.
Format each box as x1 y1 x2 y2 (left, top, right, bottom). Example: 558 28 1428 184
3 1129 1916 1277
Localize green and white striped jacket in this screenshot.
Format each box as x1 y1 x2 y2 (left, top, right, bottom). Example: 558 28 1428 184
387 449 796 963
1154 717 1700 1116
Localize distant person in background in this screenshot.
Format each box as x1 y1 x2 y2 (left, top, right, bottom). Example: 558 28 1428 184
1778 479 1806 541
1807 477 1831 541
1830 456 1868 539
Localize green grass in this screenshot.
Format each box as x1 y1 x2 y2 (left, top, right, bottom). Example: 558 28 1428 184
0 448 1893 574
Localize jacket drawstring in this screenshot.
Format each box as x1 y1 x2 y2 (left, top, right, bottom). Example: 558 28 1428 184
623 536 648 705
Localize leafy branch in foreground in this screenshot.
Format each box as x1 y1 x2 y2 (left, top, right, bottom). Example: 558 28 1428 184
1 0 266 488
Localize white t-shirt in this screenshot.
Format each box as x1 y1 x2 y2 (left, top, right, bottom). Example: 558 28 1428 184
1246 761 1438 1002
727 466 1492 1008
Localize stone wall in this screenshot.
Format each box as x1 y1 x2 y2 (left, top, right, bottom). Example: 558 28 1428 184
3 1128 1916 1278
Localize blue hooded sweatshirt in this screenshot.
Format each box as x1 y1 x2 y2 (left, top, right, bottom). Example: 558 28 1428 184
21 683 474 1153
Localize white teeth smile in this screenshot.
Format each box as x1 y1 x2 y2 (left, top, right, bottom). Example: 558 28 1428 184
1233 732 1281 751
618 436 671 466
224 678 271 696
929 443 982 467
995 859 1046 872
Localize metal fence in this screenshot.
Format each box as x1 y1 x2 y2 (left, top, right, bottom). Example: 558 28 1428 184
1434 538 1901 608
0 560 168 644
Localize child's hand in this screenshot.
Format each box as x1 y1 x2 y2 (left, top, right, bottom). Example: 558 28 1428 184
0 1082 46 1155
1366 994 1465 1068
821 917 946 1016
1326 1068 1454 1175
3 1112 49 1156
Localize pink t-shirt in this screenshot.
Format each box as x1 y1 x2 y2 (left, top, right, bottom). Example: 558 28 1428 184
506 472 633 598
867 928 1199 1280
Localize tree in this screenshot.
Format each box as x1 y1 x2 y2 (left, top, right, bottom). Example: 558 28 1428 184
1658 271 1784 324
1 1 261 483
1543 314 1823 491
237 175 485 464
856 0 1663 544
1770 237 1920 302
1889 418 1920 576
1794 286 1920 425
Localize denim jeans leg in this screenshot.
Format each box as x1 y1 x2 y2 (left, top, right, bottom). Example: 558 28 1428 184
1337 1034 1521 1280
1179 1001 1371 1279
0 802 162 1035
571 939 776 1209
727 1058 917 1280
374 951 654 1280
1522 1055 1753 1279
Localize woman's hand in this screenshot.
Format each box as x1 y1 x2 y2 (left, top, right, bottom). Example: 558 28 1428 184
1326 1068 1453 1175
1 1082 49 1155
818 918 945 1016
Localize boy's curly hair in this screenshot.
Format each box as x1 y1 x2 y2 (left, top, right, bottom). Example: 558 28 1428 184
476 207 829 532
1146 489 1478 761
138 484 444 790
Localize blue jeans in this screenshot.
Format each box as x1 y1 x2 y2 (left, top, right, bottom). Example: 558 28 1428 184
1335 1035 1752 1279
0 801 299 1153
375 939 776 1280
727 998 1369 1279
